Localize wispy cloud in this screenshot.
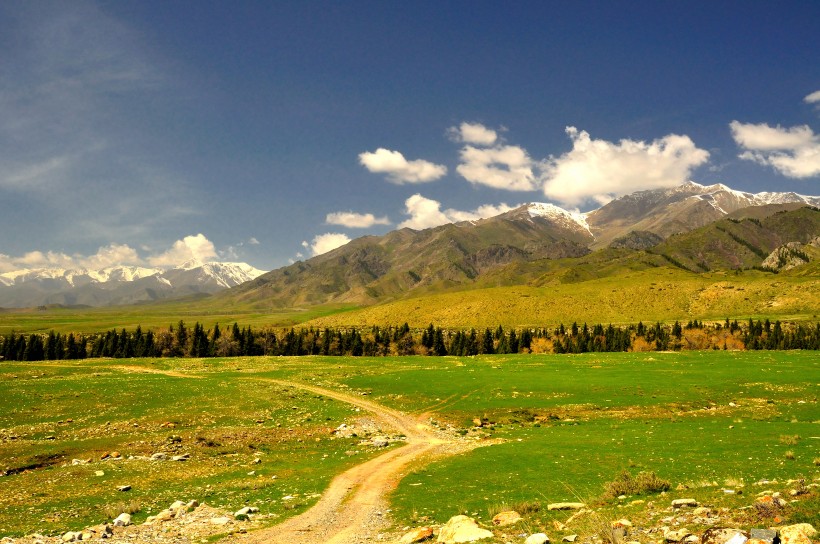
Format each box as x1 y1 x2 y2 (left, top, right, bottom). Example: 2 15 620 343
359 148 447 184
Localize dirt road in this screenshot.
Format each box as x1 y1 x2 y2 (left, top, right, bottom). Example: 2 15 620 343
222 379 482 544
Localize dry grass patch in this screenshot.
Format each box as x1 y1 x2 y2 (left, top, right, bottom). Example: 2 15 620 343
603 470 670 499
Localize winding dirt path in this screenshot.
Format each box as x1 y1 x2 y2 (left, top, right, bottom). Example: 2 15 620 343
221 379 484 544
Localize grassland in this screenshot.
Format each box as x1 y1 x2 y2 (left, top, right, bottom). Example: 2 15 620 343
305 267 820 329
1 352 817 540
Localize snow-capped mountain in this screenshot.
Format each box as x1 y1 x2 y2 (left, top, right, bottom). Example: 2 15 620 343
585 181 820 248
0 261 265 308
527 202 592 236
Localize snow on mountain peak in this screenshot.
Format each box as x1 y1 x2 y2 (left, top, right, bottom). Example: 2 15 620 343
527 202 591 234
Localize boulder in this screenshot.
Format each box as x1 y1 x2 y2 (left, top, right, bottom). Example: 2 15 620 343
437 515 493 543
210 516 231 525
701 528 748 544
665 528 692 542
491 510 521 526
672 498 698 508
547 502 585 511
234 506 260 517
117 485 131 492
779 524 817 544
61 532 79 542
112 513 131 527
371 436 390 447
525 534 550 544
400 527 434 543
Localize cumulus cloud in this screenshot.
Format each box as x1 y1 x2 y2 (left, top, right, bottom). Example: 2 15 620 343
398 194 515 230
0 243 143 272
147 234 218 267
248 237 260 245
731 121 820 178
307 233 351 256
456 144 539 191
326 211 391 228
541 127 710 207
448 122 499 146
358 148 447 184
804 90 820 104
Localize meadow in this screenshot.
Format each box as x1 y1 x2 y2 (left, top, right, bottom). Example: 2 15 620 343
1 352 817 540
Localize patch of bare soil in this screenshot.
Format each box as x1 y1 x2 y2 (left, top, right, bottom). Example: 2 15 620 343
219 379 487 544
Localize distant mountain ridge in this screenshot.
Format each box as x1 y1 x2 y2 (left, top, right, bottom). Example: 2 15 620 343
226 181 820 309
0 261 265 308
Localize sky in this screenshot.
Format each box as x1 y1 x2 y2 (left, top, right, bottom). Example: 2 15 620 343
1 1 819 273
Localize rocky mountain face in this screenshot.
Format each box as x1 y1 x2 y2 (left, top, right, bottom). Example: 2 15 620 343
0 261 265 308
586 181 820 248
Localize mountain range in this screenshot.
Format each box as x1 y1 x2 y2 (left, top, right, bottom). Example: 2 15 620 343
3 181 818 311
0 260 264 309
225 181 820 309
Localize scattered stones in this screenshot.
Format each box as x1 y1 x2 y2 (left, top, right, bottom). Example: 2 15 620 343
547 502 586 511
672 498 699 508
491 510 521 526
525 534 550 544
400 526 434 543
112 513 131 527
436 515 493 543
371 436 390 448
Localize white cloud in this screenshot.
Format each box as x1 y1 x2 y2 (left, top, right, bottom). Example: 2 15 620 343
448 122 499 146
308 233 351 256
147 234 218 267
804 90 820 104
80 243 143 269
248 237 260 245
731 121 820 178
358 148 447 184
326 211 391 228
456 144 538 191
398 194 515 230
541 127 710 207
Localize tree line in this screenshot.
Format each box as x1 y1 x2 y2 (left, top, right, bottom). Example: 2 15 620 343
1 318 819 362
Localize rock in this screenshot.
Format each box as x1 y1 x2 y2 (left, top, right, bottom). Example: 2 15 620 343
61 532 79 542
210 516 231 525
472 418 483 427
436 515 493 543
562 536 578 543
749 529 778 544
71 459 88 466
525 534 550 544
169 500 186 512
109 451 121 459
491 510 521 526
112 513 131 527
150 452 168 461
117 485 131 492
400 527 434 543
171 454 190 462
693 507 712 517
94 470 104 477
186 500 199 509
665 528 692 542
779 525 816 544
701 528 748 544
148 509 175 523
371 436 390 447
672 498 698 508
79 532 92 541
234 506 260 517
547 502 586 511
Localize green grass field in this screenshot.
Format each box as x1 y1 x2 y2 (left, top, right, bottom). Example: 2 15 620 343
1 352 817 539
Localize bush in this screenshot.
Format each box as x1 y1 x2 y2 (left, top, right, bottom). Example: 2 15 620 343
603 470 670 499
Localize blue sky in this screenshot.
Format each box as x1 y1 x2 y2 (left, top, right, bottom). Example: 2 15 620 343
1 1 818 272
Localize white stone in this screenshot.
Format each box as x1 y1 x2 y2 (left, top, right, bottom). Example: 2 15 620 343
526 534 550 544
